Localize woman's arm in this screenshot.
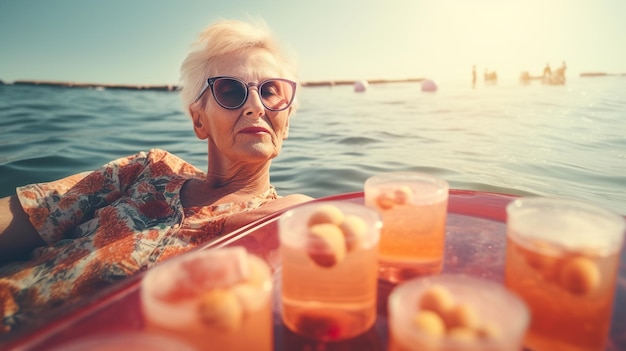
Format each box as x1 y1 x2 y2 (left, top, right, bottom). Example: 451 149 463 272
0 150 168 264
0 195 46 263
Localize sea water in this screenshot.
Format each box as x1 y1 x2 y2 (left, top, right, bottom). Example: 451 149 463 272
1 76 624 215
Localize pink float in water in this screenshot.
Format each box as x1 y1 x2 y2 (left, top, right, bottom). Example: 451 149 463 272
354 80 368 92
421 79 437 92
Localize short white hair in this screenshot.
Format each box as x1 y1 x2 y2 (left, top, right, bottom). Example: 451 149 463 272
179 19 299 117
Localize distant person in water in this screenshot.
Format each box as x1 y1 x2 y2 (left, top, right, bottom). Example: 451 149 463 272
552 61 567 84
472 65 477 88
0 19 312 333
543 63 552 78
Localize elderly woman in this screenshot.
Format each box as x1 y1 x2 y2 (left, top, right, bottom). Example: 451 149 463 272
0 19 311 333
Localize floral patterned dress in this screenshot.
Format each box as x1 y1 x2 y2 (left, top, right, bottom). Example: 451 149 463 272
0 149 277 333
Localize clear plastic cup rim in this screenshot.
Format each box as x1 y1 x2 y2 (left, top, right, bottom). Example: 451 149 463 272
506 196 625 252
388 274 530 347
50 333 196 351
279 201 382 248
364 171 449 203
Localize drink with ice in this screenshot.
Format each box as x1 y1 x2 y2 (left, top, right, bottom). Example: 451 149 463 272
364 172 449 282
504 197 625 351
387 274 529 351
279 202 381 341
140 246 272 351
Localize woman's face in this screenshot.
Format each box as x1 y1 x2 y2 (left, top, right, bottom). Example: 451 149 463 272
192 49 293 166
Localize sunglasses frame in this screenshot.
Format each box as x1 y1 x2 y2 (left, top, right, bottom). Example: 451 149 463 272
193 76 297 111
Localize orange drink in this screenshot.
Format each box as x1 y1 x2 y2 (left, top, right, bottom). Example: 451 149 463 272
388 274 529 351
504 197 625 351
140 246 273 351
364 172 449 282
279 201 381 341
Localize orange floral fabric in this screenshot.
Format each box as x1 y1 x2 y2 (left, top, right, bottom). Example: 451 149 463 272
0 149 277 332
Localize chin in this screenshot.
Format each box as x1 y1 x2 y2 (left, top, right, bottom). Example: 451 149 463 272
242 146 278 161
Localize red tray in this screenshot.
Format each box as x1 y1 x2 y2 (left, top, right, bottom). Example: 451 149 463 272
2 190 625 350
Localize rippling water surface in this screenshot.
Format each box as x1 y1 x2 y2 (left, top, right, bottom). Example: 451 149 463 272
1 77 624 214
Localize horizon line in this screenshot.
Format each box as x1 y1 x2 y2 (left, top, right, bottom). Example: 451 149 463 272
0 77 428 91
1 73 624 91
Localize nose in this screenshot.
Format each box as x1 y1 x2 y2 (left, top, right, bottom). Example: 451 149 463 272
242 87 265 118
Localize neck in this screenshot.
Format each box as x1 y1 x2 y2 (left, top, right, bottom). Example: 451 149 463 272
181 166 271 209
204 141 274 195
203 166 271 194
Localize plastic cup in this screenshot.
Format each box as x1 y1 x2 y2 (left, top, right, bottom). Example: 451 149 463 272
388 274 529 351
279 201 382 341
504 197 626 351
364 172 449 282
140 246 273 351
50 333 195 351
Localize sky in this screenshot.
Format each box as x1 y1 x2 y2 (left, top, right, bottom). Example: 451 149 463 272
1 0 625 85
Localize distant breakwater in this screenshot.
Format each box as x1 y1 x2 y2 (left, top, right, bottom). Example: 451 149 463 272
0 78 427 91
5 80 178 91
0 74 621 90
301 77 425 87
578 72 626 77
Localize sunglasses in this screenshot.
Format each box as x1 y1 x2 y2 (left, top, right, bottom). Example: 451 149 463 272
194 76 297 111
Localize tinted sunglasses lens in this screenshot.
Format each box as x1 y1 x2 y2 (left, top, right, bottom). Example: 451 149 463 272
213 78 247 108
260 80 294 111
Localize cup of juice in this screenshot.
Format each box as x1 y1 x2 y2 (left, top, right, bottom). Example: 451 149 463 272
364 172 449 282
140 246 273 351
279 201 381 341
504 197 625 351
388 274 529 351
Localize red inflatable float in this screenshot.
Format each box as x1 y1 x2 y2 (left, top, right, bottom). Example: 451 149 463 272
1 190 624 350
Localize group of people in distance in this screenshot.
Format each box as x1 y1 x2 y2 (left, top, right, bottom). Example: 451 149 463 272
543 61 568 84
472 65 498 87
477 60 568 86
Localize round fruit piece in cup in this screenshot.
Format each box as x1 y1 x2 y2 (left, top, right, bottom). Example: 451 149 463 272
305 204 368 267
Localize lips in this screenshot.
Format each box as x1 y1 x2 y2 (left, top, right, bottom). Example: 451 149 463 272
239 127 270 134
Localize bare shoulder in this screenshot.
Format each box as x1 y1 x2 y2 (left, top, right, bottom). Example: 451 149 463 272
275 193 314 207
257 193 313 214
221 193 313 235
